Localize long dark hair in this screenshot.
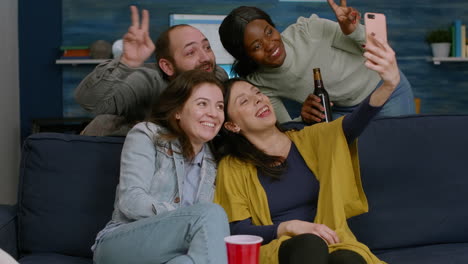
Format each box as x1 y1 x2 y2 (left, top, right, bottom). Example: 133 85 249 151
148 69 224 159
219 6 275 78
220 78 286 179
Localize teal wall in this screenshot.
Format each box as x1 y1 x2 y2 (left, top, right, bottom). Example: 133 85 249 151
20 0 468 138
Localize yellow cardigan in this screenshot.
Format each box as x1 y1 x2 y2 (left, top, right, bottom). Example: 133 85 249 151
214 118 385 264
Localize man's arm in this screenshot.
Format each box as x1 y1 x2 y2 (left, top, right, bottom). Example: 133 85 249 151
74 59 165 115
74 5 161 116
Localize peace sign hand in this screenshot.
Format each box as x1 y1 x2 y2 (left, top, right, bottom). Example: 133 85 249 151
120 6 155 68
327 0 360 35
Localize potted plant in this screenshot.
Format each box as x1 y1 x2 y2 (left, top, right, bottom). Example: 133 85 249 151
425 29 452 58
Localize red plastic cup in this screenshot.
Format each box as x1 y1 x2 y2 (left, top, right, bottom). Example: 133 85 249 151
224 235 263 264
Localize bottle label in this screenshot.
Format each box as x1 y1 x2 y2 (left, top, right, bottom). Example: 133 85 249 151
318 93 330 123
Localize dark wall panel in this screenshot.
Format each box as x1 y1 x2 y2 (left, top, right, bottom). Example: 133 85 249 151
19 0 62 140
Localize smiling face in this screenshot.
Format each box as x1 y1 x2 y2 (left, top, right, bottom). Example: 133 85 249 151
177 82 224 152
243 19 286 68
169 26 216 76
225 80 276 135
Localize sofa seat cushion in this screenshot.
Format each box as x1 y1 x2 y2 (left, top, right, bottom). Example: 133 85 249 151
19 253 92 264
18 133 125 258
375 243 468 264
350 115 468 249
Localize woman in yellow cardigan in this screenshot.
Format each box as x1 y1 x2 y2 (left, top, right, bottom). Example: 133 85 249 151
214 34 396 264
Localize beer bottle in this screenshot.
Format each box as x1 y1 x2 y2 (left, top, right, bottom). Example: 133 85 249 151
313 68 332 122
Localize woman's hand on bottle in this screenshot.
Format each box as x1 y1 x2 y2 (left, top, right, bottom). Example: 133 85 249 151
364 34 400 107
301 94 334 124
327 0 361 35
278 220 340 245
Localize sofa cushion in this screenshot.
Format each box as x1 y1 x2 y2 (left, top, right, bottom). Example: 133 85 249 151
19 253 92 264
0 205 17 258
18 133 125 258
375 243 468 264
349 115 468 250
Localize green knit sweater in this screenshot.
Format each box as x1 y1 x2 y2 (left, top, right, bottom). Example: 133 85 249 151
247 14 381 122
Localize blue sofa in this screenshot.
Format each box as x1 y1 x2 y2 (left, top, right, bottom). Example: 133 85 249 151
1 114 468 264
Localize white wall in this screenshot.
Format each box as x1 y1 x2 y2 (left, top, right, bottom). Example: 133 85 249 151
0 0 20 205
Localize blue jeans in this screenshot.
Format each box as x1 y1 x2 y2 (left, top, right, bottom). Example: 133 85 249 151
332 71 415 119
93 204 229 264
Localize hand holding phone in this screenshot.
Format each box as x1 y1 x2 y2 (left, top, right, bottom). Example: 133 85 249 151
364 12 387 46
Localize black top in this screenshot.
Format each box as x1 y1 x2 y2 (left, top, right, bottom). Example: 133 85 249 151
229 96 381 244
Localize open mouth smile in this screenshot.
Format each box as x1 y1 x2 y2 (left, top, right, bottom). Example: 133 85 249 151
256 106 270 117
201 121 216 128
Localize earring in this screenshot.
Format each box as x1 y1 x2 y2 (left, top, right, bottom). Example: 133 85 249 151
225 122 241 133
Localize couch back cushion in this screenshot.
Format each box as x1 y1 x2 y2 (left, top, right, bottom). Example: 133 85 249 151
18 133 124 258
349 115 468 250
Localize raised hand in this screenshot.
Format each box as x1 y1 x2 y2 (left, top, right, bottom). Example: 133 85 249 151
327 0 360 35
364 34 400 107
120 6 155 68
278 220 340 245
301 94 334 124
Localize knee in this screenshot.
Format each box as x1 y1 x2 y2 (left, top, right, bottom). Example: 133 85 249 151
196 203 228 223
329 250 367 264
194 204 229 238
279 233 328 256
293 233 328 252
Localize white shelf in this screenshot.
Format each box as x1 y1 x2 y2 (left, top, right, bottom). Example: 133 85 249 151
55 59 108 65
55 59 156 66
431 57 468 65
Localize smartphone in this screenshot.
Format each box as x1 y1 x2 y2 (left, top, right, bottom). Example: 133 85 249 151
364 12 387 45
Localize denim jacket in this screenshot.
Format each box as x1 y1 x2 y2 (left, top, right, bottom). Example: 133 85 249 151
95 122 217 241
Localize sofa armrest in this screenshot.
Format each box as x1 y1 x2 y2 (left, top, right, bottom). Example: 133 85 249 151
0 204 18 259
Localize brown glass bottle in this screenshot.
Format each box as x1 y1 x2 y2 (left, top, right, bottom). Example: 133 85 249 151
313 68 332 122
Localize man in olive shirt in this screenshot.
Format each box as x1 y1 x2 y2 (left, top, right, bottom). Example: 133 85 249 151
75 6 228 136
